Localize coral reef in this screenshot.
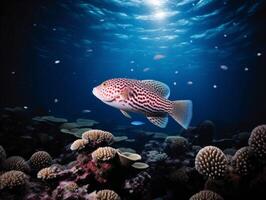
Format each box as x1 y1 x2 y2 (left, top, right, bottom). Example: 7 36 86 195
164 136 189 157
231 146 252 176
195 146 227 179
37 165 62 180
91 147 117 162
0 145 6 163
248 124 266 159
189 190 224 200
3 156 31 173
70 139 89 151
92 189 121 200
82 129 114 147
0 170 28 190
29 151 52 170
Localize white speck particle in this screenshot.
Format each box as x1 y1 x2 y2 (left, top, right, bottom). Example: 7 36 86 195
87 49 93 52
48 109 51 113
23 106 28 110
244 67 249 71
244 35 247 38
11 71 16 75
187 81 193 85
174 70 179 74
130 68 134 72
257 52 262 56
100 19 104 22
190 40 193 43
220 65 228 70
54 98 59 103
213 85 217 89
54 60 60 64
130 60 135 64
224 34 227 38
33 23 37 27
52 28 56 31
173 82 177 86
214 46 218 49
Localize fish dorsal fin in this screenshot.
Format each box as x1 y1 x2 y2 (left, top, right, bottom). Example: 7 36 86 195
146 114 168 128
120 110 132 119
141 80 170 99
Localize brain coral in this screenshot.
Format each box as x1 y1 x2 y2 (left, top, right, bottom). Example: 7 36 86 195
82 129 114 146
232 146 252 176
29 151 52 170
189 190 223 200
0 170 28 190
195 146 227 179
91 147 117 162
3 156 31 173
70 139 88 151
96 189 121 200
0 145 6 162
248 125 266 158
37 165 61 180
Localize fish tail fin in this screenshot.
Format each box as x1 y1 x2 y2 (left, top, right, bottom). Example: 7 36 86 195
169 100 192 129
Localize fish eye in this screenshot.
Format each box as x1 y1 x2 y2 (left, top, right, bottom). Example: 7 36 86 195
102 82 107 87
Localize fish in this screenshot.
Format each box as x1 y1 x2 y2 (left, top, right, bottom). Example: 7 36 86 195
131 121 145 126
92 78 192 129
82 109 92 113
153 54 165 60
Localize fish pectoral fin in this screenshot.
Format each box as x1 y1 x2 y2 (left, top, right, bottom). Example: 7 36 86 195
120 110 132 119
120 87 134 100
146 114 168 128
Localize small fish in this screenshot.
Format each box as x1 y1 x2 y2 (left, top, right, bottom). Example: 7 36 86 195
220 65 228 70
82 109 91 113
92 78 192 129
143 67 150 72
153 54 165 60
131 121 145 126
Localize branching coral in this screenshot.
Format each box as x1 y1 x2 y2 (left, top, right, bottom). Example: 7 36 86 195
95 189 121 200
82 129 114 147
70 139 89 151
195 146 227 179
29 151 52 170
0 170 28 190
37 165 62 180
232 146 252 176
3 156 31 173
248 125 266 158
91 147 117 162
189 190 224 200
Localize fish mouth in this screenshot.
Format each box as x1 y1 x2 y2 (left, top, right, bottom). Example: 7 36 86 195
92 87 115 102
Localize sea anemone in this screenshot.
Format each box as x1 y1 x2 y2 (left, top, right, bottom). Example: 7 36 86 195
195 146 227 179
37 165 61 180
3 156 30 173
91 147 117 162
248 125 266 158
82 129 114 147
189 190 224 200
0 170 28 190
70 139 89 151
232 146 252 176
0 145 6 163
29 151 52 170
96 189 121 200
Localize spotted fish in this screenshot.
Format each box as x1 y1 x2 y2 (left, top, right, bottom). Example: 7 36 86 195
92 78 192 129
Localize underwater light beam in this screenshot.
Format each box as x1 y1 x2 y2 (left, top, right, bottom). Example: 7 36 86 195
154 11 166 20
146 0 164 7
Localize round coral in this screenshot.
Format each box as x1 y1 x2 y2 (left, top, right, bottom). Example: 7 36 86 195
29 151 52 170
0 145 6 163
164 136 189 156
37 165 61 180
96 189 121 200
0 170 28 190
3 156 31 173
65 181 78 192
82 129 114 147
248 125 266 158
91 147 117 162
195 146 227 179
232 146 252 176
189 190 223 200
70 139 88 151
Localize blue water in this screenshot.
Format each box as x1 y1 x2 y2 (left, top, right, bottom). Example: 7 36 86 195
1 0 266 133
